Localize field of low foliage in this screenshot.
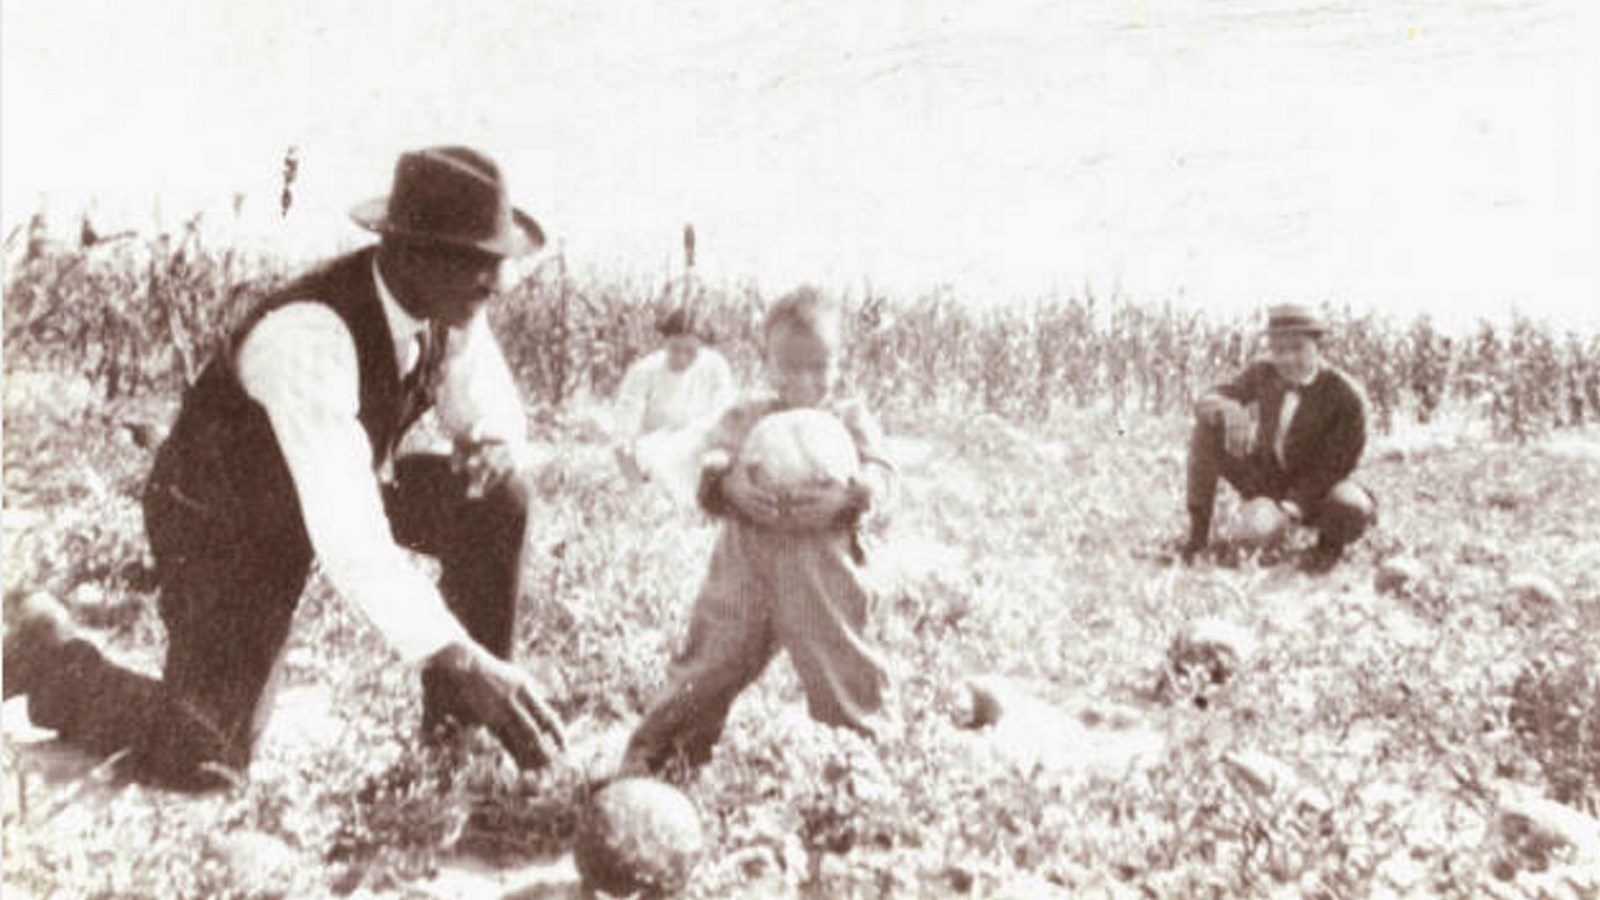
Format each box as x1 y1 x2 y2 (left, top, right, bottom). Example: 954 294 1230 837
4 232 1598 898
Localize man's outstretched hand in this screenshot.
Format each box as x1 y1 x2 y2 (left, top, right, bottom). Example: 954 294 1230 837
452 437 526 500
428 640 566 770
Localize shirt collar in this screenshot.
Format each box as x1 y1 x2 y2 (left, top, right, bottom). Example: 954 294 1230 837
371 255 430 369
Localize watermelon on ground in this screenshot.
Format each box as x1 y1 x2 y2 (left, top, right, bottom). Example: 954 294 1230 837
574 777 706 897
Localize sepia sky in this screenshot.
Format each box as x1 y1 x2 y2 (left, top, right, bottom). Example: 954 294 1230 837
4 0 1597 325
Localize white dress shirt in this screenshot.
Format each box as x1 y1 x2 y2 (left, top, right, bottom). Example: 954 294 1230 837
613 348 736 441
1274 367 1319 467
234 258 529 663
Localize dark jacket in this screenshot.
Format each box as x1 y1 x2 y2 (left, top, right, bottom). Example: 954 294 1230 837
1210 360 1367 509
144 247 446 561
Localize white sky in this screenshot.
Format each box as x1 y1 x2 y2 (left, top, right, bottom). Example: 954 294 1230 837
5 0 1598 327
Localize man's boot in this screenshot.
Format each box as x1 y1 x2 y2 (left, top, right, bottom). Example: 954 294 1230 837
1298 535 1345 574
1182 508 1212 563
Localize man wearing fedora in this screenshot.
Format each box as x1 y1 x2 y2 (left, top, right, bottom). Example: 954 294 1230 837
1181 303 1377 570
4 146 566 788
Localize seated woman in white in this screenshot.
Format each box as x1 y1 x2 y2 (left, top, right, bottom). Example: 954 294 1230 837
613 308 736 503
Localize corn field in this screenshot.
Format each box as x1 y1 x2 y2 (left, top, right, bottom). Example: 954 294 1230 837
5 232 1597 438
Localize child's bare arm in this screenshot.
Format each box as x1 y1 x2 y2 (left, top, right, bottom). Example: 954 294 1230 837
837 401 897 520
696 401 781 522
694 406 747 518
843 460 893 516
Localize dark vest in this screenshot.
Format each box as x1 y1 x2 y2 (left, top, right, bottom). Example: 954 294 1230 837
145 247 446 560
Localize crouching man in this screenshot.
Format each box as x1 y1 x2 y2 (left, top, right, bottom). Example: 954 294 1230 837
3 146 565 789
1183 304 1376 570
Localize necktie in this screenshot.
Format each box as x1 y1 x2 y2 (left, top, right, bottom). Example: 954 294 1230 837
404 323 447 386
391 325 445 459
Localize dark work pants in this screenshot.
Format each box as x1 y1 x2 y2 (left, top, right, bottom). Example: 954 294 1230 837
1185 418 1375 550
24 454 530 789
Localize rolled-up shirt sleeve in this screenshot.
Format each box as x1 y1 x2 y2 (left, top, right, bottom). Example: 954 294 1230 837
435 311 529 448
236 303 470 663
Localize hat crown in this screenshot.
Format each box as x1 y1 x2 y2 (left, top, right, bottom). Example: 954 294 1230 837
351 145 544 257
1266 303 1325 335
387 147 511 248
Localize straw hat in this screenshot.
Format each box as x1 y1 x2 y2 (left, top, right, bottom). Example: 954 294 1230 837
1265 303 1326 337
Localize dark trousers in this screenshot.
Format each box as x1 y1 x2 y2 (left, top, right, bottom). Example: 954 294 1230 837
1186 418 1375 549
24 454 529 789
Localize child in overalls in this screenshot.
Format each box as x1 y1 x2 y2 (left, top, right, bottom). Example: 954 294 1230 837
622 287 896 775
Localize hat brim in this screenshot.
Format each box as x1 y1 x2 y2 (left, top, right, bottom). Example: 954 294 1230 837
349 197 546 258
1267 324 1327 337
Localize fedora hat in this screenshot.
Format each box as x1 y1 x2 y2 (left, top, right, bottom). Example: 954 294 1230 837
350 146 545 258
1265 303 1326 337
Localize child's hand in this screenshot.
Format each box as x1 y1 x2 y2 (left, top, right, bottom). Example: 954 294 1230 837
722 464 785 527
